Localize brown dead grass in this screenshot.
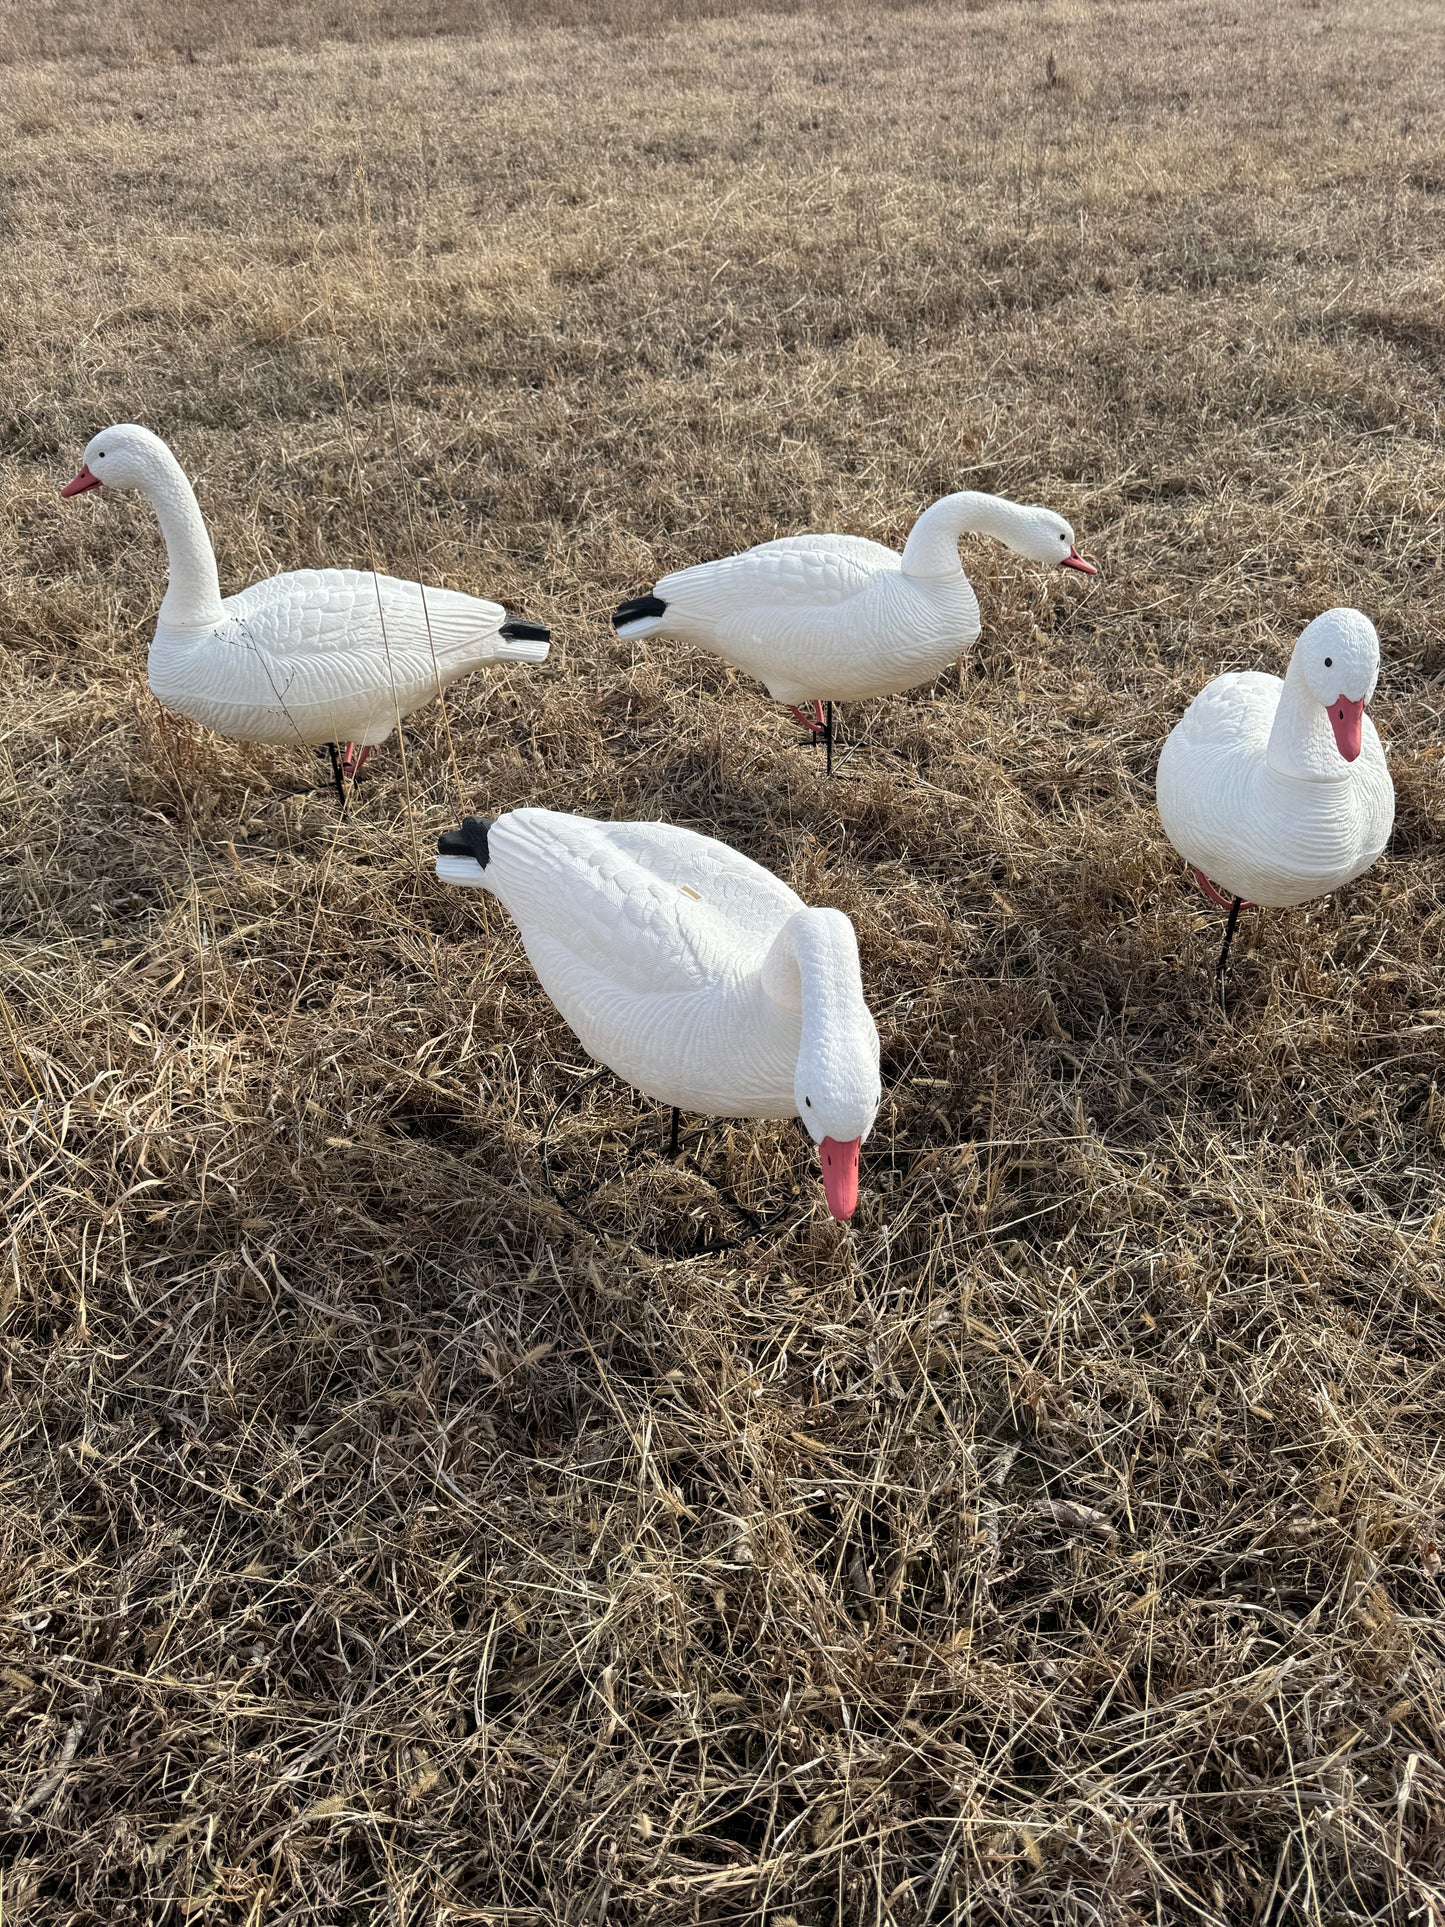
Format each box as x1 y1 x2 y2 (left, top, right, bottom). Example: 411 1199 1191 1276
2 0 1445 1920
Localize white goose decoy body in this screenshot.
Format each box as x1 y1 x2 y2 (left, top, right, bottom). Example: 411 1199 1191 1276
611 490 1097 725
435 809 882 1221
1156 608 1394 910
60 424 549 795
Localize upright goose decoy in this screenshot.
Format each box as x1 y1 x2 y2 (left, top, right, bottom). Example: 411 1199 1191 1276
60 424 550 807
611 490 1097 770
434 809 882 1222
1156 608 1394 976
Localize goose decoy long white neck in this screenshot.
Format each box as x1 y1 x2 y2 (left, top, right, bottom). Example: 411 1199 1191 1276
63 426 224 630
60 424 551 808
611 488 1096 771
898 489 1098 579
1156 607 1394 976
435 809 882 1221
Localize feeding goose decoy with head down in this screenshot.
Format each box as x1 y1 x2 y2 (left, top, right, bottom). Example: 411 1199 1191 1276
611 489 1097 773
60 424 551 808
434 808 882 1224
1156 607 1394 979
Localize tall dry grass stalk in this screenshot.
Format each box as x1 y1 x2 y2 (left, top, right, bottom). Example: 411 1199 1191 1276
1 0 1443 1919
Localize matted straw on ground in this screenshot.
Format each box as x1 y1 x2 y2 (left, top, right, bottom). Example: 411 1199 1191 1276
2 0 1444 1920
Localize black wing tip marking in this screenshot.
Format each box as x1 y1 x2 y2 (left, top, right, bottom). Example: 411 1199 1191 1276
611 593 667 630
437 816 493 867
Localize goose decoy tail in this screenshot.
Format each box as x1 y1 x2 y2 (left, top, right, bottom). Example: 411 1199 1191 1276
437 817 494 869
612 592 667 632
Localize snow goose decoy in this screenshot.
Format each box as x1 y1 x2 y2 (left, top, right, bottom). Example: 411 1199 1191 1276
60 424 550 807
611 490 1097 772
435 809 882 1223
1156 608 1394 977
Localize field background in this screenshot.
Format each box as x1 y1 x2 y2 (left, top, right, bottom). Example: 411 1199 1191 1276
3 0 1444 1920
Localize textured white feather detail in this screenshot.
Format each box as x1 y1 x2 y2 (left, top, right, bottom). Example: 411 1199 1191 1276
439 809 877 1124
148 570 526 745
640 533 979 704
1157 672 1394 907
655 536 899 620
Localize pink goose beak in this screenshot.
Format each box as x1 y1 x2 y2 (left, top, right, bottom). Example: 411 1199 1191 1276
60 464 102 498
1061 545 1098 576
1327 694 1365 763
819 1136 861 1222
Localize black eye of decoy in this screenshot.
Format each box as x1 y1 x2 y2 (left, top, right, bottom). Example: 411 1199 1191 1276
1324 656 1332 667
805 1097 811 1107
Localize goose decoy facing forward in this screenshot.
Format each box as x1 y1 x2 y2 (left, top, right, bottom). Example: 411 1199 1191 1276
435 809 882 1222
1156 608 1394 977
612 490 1097 772
60 425 550 807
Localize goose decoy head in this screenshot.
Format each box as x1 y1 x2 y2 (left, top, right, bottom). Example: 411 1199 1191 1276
1295 608 1379 764
793 1001 881 1224
1010 506 1098 575
60 422 171 500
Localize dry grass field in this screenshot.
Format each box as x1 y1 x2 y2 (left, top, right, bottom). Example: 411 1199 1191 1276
2 0 1444 1919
